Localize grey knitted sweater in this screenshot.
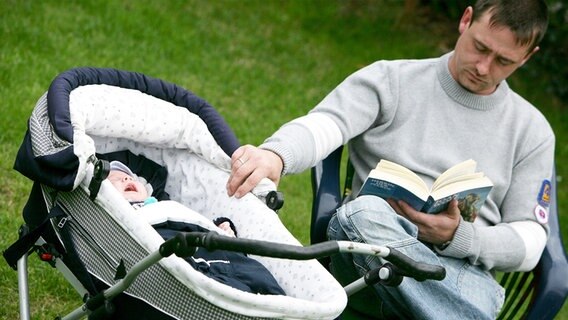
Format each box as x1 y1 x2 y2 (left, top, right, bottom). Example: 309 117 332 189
261 52 555 272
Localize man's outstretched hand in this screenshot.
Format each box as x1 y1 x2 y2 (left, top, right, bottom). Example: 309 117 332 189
226 145 284 198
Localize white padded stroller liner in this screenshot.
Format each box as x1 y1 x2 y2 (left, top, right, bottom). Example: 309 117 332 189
69 85 347 319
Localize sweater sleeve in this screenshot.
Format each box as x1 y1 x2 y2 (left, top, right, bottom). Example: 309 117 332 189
260 113 343 174
436 219 546 271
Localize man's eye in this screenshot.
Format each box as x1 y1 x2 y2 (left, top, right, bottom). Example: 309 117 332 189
475 44 487 52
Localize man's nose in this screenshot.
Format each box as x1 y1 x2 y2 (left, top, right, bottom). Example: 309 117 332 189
476 55 492 75
122 176 132 182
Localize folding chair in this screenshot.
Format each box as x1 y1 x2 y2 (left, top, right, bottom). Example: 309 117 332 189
311 146 568 319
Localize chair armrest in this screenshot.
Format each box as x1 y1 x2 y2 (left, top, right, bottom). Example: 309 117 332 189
311 146 344 245
526 166 568 319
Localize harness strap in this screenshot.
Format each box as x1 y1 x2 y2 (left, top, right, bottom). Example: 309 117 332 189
3 205 65 270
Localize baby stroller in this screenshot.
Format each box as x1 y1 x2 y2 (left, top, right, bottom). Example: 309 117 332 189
3 67 445 320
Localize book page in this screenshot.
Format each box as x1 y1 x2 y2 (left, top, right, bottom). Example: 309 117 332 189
432 159 477 191
375 160 429 193
365 169 430 201
432 172 485 191
430 176 493 201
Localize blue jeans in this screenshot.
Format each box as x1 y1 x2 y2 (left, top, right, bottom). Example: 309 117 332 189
327 196 504 319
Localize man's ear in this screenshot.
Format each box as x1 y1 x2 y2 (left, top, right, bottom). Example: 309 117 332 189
459 6 474 34
521 46 540 66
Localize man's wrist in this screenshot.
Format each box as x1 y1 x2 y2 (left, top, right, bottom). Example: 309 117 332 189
259 145 287 175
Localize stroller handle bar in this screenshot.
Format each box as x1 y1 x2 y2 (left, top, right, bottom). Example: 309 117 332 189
62 231 445 319
337 241 446 282
161 232 446 282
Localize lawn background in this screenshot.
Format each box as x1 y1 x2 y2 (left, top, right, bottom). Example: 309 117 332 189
1 1 566 319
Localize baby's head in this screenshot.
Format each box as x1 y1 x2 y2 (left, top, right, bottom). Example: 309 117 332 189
108 161 149 202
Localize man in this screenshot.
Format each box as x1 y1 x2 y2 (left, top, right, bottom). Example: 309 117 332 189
227 0 553 318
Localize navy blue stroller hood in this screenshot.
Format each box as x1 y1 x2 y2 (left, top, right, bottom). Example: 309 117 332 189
14 67 239 193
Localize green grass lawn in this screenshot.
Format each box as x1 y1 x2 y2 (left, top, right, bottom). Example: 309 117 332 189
1 1 566 319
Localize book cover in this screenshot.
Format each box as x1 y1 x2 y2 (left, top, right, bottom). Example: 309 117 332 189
423 185 492 221
359 177 427 211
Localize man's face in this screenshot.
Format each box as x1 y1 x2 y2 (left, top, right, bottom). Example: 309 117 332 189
108 170 148 202
450 7 538 95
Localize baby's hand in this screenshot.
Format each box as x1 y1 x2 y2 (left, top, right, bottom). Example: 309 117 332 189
217 221 236 237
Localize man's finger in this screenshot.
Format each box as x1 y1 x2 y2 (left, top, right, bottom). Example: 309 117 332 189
447 199 461 217
234 169 264 198
387 198 403 215
231 145 248 167
396 200 420 220
227 161 251 196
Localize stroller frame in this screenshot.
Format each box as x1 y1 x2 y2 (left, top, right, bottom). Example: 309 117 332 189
13 178 445 320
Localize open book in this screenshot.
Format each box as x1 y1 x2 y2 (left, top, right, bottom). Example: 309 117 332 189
358 159 493 222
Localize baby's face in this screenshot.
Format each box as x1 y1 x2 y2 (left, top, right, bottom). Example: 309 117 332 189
108 170 148 202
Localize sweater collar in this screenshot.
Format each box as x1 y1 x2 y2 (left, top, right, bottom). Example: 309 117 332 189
437 52 508 111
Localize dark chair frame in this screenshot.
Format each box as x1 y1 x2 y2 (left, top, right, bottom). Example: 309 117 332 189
311 146 568 319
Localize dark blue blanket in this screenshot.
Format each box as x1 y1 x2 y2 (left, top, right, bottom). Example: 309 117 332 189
154 221 285 295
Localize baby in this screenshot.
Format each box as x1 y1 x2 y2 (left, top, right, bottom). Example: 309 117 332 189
107 161 150 202
106 160 284 295
108 161 235 236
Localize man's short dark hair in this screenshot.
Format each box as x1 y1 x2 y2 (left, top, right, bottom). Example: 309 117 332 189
472 0 549 52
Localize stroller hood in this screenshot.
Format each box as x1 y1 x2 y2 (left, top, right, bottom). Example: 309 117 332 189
14 67 239 192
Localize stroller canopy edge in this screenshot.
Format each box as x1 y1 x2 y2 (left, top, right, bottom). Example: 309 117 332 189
15 67 240 192
47 67 240 155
